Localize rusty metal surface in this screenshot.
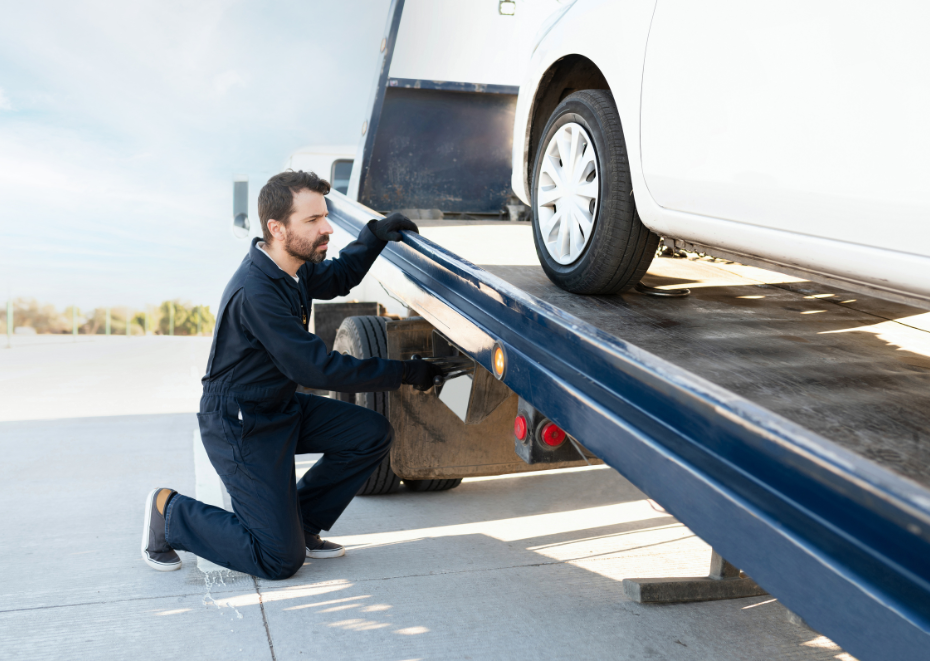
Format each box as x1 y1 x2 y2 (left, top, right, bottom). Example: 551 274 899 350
409 219 930 487
386 318 592 479
484 257 930 490
325 194 930 660
359 87 517 214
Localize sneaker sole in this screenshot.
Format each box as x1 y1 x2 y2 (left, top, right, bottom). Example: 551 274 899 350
306 546 346 559
142 488 182 572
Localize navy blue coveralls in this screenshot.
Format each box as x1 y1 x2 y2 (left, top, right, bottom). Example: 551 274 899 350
164 225 404 580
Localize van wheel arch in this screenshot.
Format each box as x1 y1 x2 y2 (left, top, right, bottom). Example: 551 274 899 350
526 55 610 190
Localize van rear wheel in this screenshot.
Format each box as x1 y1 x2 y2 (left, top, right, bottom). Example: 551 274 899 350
531 89 657 294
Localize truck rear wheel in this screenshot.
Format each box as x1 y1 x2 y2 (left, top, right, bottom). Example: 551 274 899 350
404 478 462 492
331 315 462 495
531 89 658 294
331 316 402 495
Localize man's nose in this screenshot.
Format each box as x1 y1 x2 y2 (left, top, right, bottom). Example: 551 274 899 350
320 218 334 236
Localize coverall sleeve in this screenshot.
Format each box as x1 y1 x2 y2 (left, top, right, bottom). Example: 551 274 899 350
300 224 388 301
240 285 403 393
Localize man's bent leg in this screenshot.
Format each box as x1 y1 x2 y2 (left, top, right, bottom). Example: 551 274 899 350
294 394 393 534
164 495 283 574
163 396 307 580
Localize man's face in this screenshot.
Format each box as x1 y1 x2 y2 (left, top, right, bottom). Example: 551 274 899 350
275 189 332 264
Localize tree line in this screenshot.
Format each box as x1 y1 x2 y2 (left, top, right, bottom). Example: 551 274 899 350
1 298 216 336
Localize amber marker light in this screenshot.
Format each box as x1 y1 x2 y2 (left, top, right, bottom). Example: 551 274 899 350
493 344 507 379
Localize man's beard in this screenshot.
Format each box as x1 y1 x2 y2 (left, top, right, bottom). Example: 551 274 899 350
284 231 328 264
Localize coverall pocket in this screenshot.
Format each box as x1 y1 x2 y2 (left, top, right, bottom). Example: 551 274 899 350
197 410 239 477
237 403 298 462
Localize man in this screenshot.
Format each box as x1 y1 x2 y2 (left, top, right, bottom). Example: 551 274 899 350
140 170 441 579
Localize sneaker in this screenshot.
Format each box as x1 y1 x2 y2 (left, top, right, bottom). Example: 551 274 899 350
142 488 182 571
305 534 345 559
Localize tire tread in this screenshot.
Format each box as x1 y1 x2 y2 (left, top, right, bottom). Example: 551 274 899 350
332 316 401 496
403 477 463 492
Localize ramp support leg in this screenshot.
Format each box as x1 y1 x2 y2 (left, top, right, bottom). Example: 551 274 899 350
622 550 768 604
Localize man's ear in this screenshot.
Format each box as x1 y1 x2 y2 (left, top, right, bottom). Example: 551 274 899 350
268 219 284 242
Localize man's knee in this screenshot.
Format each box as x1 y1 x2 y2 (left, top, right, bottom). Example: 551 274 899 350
260 543 306 581
278 546 307 580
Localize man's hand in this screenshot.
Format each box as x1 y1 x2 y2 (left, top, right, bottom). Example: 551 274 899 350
368 213 419 242
401 357 443 391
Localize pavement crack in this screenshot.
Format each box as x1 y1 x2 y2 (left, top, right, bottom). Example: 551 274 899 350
253 576 277 661
0 589 239 614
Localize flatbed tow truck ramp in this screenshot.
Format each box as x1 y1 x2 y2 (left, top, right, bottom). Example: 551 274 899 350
323 193 930 661
287 2 930 659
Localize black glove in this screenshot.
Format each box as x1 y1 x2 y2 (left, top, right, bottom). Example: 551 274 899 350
402 357 443 391
368 213 419 242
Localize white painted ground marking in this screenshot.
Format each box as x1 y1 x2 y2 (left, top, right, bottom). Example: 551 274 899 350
193 428 228 572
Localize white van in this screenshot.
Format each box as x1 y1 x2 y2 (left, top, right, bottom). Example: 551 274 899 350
511 0 930 308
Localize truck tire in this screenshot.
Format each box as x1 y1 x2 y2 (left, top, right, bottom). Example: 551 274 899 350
331 316 402 495
330 316 462 495
403 477 463 492
531 89 658 294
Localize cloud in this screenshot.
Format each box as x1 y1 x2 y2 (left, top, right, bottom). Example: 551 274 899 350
213 69 247 96
0 0 392 310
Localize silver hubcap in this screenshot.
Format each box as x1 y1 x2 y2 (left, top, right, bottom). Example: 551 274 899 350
536 122 599 265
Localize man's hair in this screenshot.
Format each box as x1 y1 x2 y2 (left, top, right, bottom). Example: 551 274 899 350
258 170 331 242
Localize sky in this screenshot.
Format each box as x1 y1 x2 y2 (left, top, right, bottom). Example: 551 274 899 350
0 0 392 313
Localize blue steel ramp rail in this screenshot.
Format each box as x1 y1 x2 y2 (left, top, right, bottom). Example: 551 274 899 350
326 192 930 661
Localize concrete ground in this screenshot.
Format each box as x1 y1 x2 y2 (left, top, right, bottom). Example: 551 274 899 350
0 334 856 660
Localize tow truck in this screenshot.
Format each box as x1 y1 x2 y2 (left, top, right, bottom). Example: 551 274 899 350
241 3 930 659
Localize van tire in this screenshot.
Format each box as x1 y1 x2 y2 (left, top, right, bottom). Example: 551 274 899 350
531 89 658 294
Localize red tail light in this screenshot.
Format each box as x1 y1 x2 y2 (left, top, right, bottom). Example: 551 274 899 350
514 415 528 441
541 423 566 447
